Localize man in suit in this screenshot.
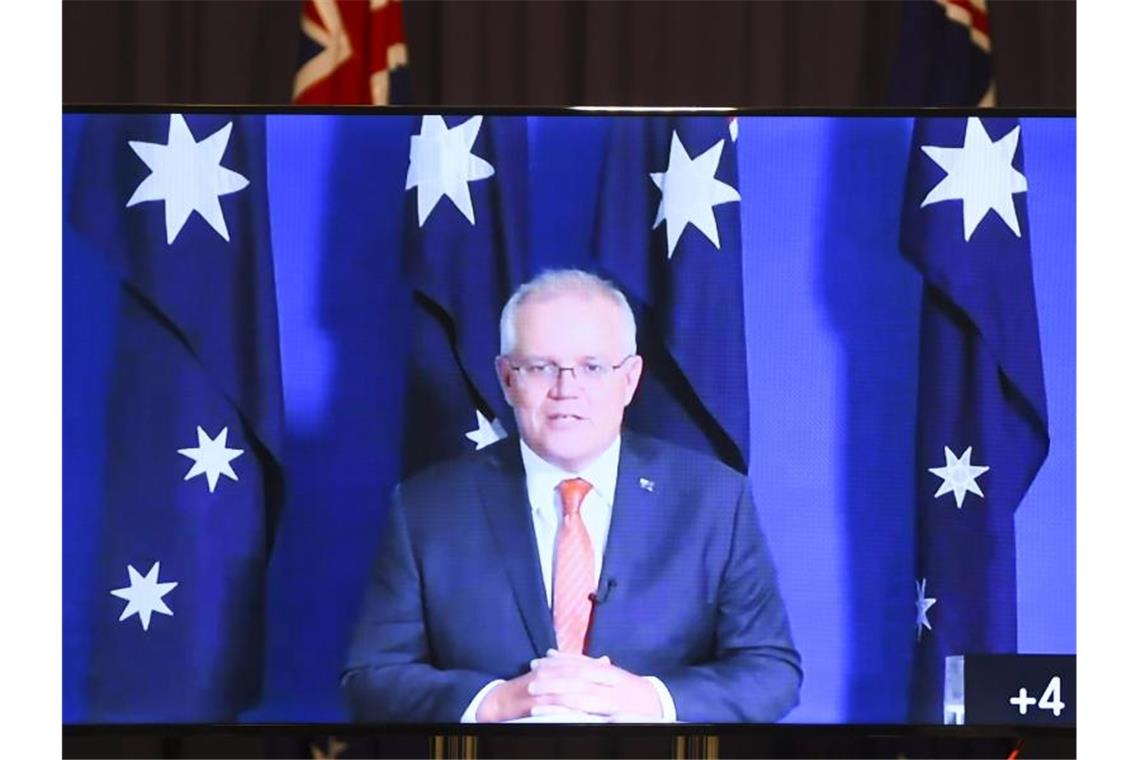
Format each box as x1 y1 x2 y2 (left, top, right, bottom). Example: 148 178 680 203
342 269 801 722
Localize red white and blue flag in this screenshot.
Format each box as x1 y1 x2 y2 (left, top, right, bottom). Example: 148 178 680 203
890 0 995 107
293 0 410 105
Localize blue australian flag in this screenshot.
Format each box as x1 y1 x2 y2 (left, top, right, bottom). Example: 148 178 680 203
401 115 528 475
70 113 285 721
595 116 749 472
901 116 1049 722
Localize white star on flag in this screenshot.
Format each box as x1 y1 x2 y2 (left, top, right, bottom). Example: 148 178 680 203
920 117 1028 242
929 445 990 509
178 425 244 493
650 131 741 258
406 115 495 227
110 561 179 631
465 410 507 450
126 113 250 245
915 577 936 642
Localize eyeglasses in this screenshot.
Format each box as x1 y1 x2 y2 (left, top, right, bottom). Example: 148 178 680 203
506 355 636 386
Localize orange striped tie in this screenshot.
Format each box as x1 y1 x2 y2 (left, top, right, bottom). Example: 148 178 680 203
553 477 596 654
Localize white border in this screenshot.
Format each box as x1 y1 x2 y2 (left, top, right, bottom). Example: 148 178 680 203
1078 2 1136 756
6 0 62 755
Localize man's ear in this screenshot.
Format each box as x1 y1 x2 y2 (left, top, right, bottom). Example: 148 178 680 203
495 356 516 407
622 355 644 406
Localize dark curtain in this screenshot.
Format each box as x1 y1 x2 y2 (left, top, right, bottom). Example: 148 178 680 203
63 0 1074 107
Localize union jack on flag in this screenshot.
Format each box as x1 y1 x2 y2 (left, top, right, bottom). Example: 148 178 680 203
293 0 410 105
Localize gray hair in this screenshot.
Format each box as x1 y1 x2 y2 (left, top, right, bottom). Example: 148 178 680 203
499 269 637 356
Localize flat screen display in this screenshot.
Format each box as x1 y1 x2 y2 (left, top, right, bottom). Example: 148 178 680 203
62 110 1075 725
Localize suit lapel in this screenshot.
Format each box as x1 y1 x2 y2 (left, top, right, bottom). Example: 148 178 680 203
588 434 659 656
477 442 556 657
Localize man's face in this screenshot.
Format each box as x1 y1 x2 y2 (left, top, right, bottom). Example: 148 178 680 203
497 291 643 472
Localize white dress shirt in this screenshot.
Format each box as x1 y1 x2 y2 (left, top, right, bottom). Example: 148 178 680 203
460 435 677 722
521 433 618 608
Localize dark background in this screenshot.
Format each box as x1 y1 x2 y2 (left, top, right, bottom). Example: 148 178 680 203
63 0 1074 107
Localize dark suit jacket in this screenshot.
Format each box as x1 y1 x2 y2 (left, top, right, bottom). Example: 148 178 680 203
342 432 802 722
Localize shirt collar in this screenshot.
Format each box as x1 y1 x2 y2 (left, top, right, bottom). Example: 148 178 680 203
519 434 622 511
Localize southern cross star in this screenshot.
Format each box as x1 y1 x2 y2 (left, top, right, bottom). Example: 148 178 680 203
928 445 990 509
110 561 179 631
178 425 245 494
465 410 507 450
915 577 937 642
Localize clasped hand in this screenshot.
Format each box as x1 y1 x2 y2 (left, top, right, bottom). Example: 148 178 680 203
476 649 663 722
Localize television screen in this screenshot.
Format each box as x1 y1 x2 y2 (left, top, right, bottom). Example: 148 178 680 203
62 109 1074 726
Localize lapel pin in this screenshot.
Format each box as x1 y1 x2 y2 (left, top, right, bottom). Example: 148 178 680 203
638 477 655 493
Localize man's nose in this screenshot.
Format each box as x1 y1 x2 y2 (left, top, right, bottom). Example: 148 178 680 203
550 367 581 396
